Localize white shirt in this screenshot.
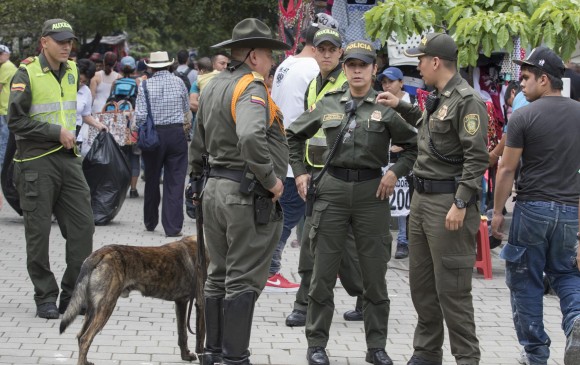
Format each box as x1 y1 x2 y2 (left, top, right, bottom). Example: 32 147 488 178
76 84 92 127
271 56 319 177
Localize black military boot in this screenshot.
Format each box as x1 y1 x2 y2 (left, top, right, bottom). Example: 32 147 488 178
222 291 256 365
285 309 306 327
343 296 363 321
365 348 393 365
201 297 223 365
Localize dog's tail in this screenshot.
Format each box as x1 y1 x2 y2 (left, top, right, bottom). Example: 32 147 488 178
59 258 93 334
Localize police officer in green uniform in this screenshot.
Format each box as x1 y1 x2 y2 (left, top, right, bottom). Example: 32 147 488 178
8 19 95 319
189 18 290 365
287 40 418 365
377 33 488 365
286 27 365 328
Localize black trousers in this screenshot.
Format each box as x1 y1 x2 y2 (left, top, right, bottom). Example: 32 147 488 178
141 124 188 235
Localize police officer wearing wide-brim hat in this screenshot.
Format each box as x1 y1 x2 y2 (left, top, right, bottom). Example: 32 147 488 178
287 40 418 365
378 33 488 365
189 18 290 365
8 19 95 319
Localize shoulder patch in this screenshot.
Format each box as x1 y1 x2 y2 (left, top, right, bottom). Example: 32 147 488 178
463 114 480 135
11 83 26 92
251 71 264 82
250 95 266 107
20 57 36 65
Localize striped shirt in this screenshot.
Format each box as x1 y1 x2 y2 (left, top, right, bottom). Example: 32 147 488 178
135 70 189 126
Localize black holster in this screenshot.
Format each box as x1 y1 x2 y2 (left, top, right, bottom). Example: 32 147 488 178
305 183 316 217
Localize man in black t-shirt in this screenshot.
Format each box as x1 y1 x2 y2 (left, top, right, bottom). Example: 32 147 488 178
491 46 580 365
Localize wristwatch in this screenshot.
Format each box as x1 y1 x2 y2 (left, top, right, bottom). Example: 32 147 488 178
454 198 467 209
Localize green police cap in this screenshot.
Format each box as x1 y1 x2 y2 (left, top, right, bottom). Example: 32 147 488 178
41 19 76 41
313 28 342 48
404 33 457 61
343 40 376 64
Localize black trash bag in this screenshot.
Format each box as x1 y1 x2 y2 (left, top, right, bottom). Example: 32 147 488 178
1 132 23 216
82 131 131 225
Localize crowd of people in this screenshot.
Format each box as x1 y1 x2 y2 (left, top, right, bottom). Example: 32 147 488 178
0 12 579 365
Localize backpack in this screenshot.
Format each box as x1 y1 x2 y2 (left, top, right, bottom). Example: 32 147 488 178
174 67 192 91
107 77 138 109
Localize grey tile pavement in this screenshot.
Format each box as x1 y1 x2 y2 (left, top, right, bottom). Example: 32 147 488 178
0 183 568 365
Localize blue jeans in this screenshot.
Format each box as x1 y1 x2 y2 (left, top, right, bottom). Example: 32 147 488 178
397 215 408 245
500 200 580 364
269 177 305 275
0 115 8 172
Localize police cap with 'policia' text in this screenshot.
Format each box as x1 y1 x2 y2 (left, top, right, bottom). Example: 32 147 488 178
404 33 457 61
313 28 342 48
41 19 77 41
513 46 565 79
343 41 376 64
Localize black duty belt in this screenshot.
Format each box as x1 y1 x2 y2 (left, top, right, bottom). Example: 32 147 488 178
209 166 271 197
413 176 456 194
328 166 382 182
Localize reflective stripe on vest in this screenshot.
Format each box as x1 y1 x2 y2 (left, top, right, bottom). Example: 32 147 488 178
26 60 77 132
305 72 347 167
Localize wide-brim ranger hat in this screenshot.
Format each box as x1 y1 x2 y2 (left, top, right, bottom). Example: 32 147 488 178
343 40 376 64
145 51 174 68
212 18 291 50
404 33 457 61
41 19 77 41
513 46 565 79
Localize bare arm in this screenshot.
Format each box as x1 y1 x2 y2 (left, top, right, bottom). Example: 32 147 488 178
491 146 523 238
189 92 199 112
489 134 506 167
89 72 99 101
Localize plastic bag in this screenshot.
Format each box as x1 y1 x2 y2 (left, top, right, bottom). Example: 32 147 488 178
0 132 22 216
82 131 131 225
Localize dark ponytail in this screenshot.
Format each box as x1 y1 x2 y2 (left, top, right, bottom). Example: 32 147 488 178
103 51 117 76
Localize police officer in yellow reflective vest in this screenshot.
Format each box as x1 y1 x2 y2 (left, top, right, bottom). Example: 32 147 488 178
286 28 365 328
8 19 95 320
287 40 418 365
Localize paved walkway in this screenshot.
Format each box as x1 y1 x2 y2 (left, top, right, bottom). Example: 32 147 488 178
0 181 568 365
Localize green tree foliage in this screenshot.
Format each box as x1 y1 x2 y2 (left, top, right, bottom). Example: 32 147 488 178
365 0 580 67
0 0 278 60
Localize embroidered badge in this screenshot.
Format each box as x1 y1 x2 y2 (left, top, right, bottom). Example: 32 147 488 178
323 113 344 121
250 95 266 107
437 104 448 119
340 96 349 102
68 73 75 85
11 83 26 92
42 66 50 73
463 114 480 135
370 110 382 121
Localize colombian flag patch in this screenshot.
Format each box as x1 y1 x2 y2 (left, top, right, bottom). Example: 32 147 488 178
11 83 26 92
250 95 266 107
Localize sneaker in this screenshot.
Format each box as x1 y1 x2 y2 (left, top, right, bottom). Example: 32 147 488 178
565 317 580 365
264 273 300 293
36 302 59 319
394 243 409 259
129 189 139 198
517 348 529 365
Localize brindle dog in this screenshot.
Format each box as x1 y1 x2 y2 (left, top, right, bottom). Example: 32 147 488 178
60 236 207 365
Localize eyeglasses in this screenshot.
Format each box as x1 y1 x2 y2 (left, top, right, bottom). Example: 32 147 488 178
343 118 357 143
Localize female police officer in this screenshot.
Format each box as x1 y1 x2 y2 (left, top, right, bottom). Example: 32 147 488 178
286 40 418 365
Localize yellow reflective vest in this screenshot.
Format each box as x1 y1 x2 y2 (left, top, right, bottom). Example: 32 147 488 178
304 71 347 167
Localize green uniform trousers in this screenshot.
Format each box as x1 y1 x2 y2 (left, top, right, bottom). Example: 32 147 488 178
203 178 283 299
294 219 363 312
14 151 94 306
306 174 392 349
408 191 481 365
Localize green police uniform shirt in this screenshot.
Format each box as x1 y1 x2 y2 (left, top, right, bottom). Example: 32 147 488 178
287 87 418 179
395 72 489 202
190 63 288 189
8 53 79 160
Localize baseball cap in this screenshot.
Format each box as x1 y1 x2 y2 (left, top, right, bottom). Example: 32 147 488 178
513 46 565 79
377 67 404 82
41 19 76 41
343 40 376 64
0 45 10 54
313 28 342 48
404 33 457 61
312 13 339 30
120 56 136 69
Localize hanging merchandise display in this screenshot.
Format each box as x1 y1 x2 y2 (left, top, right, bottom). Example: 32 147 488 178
278 0 306 57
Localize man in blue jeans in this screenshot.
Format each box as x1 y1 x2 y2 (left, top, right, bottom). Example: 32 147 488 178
492 46 580 365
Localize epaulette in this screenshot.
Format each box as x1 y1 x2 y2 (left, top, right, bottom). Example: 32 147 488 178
324 89 343 97
456 86 474 98
19 57 36 68
251 71 265 82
